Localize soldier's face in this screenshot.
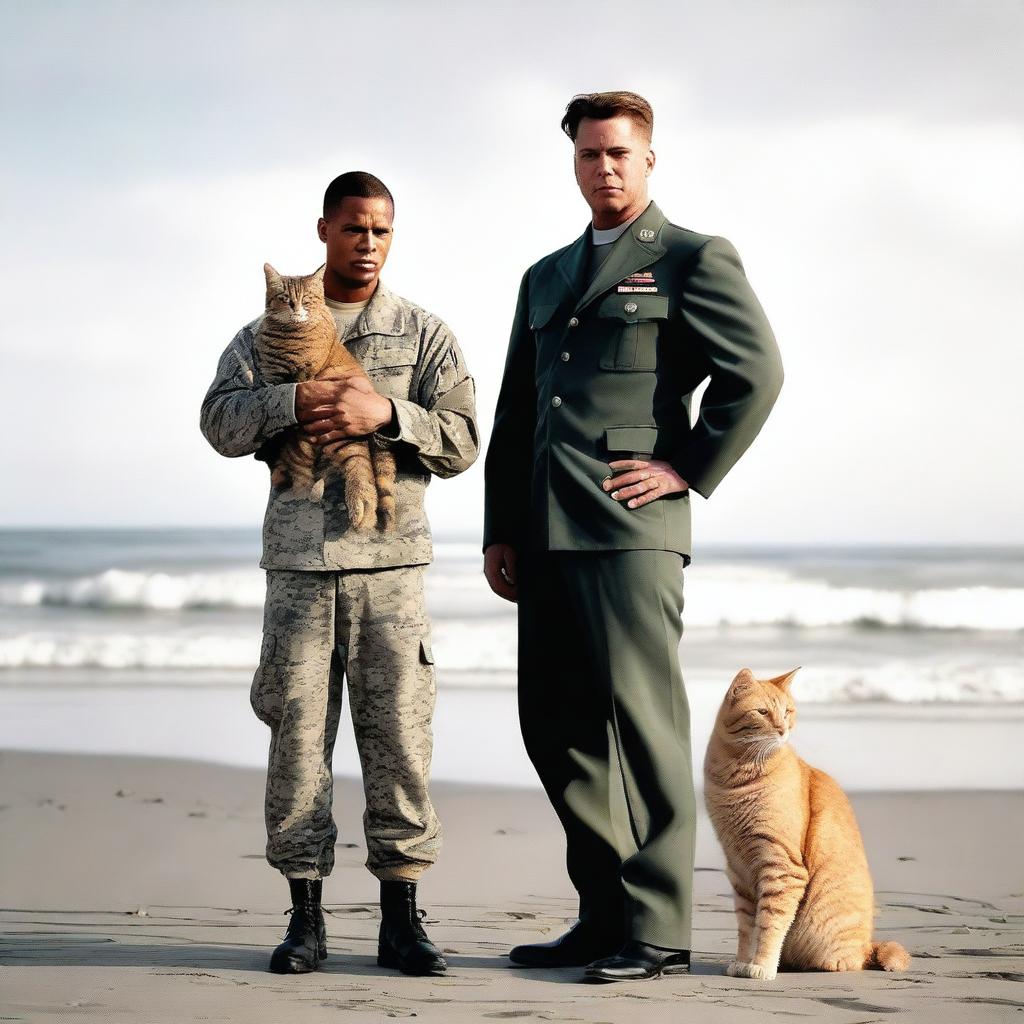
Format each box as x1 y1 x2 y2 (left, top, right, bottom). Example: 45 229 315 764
316 197 394 290
573 115 655 228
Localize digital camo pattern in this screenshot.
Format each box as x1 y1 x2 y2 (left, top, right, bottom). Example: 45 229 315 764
200 281 479 570
250 565 441 881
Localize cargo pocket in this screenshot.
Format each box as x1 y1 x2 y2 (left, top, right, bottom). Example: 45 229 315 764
417 635 438 710
597 293 669 370
249 632 281 728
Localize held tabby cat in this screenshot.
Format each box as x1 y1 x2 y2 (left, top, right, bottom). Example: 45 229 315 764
253 263 396 531
704 668 911 980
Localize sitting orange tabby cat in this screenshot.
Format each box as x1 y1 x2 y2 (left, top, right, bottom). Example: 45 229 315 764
253 262 395 531
704 668 910 980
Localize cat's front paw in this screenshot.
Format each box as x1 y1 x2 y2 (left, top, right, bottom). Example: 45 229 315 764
727 961 777 981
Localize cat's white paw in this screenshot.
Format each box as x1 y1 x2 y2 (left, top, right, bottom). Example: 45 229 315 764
309 478 325 502
727 961 776 980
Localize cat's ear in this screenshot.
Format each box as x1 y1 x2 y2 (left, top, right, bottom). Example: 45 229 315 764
264 263 283 291
768 667 801 691
728 667 756 704
305 264 326 296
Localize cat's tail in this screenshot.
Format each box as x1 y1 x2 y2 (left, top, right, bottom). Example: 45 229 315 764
866 940 911 972
372 444 397 533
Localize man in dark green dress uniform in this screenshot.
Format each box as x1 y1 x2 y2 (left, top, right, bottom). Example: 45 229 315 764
482 92 784 982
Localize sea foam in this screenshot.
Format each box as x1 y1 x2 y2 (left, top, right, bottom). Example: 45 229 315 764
3 564 1022 631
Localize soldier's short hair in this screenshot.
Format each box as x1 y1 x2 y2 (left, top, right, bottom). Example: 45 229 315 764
323 171 395 220
560 91 654 143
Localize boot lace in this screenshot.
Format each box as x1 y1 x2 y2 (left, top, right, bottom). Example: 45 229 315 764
280 898 320 940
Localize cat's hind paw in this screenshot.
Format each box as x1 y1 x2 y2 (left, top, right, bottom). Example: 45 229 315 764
727 962 777 981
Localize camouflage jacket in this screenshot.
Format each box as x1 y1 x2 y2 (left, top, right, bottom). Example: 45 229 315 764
200 281 479 570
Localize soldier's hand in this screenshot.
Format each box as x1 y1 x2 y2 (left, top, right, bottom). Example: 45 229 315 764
295 378 345 421
298 372 394 443
484 543 518 603
602 459 689 508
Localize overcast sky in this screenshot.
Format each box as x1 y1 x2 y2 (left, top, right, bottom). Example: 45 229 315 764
2 0 1022 543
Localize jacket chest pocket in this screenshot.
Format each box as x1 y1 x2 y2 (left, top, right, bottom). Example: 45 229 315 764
356 344 418 398
597 293 669 371
529 304 565 371
529 304 560 333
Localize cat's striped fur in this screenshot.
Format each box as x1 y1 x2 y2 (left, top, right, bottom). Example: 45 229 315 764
253 263 396 532
704 668 910 980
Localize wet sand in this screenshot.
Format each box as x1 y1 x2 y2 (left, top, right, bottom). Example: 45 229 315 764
1 750 1022 1022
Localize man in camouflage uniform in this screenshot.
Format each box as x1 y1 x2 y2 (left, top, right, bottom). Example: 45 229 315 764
200 171 478 977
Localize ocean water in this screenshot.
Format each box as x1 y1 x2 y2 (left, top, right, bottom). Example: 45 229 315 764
1 528 1022 789
1 528 1021 702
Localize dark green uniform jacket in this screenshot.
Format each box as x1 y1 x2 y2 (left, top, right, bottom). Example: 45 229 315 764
482 200 783 565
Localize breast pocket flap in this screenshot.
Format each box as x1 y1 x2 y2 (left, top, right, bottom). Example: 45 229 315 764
360 346 419 369
529 304 559 330
597 293 669 321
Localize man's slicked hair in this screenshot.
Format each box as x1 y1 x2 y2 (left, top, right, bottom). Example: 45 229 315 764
323 171 395 220
560 91 654 144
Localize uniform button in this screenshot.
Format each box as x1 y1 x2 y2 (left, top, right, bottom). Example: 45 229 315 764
551 396 562 408
568 317 579 328
624 301 638 314
560 351 571 362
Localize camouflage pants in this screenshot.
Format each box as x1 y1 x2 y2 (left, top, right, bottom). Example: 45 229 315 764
249 565 441 881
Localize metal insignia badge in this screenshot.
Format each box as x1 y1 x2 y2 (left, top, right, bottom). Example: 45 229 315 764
639 228 656 241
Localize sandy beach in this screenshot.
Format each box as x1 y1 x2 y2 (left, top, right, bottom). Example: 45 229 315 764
2 751 1022 1023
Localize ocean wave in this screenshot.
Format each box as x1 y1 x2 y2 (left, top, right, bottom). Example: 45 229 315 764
0 569 266 611
774 663 1024 704
0 632 263 670
1 626 1022 704
2 563 1023 631
0 621 516 673
685 567 1024 631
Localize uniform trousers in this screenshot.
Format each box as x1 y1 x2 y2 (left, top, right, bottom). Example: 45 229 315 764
516 548 696 950
249 565 441 881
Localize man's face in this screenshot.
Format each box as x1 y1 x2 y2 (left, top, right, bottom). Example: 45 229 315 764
573 115 655 228
316 196 394 291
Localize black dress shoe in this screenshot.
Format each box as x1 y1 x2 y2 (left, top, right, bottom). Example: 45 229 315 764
585 940 691 981
509 920 624 968
377 880 448 976
269 877 328 974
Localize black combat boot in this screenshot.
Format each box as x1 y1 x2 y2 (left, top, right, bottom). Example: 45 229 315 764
269 877 328 974
377 880 447 976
